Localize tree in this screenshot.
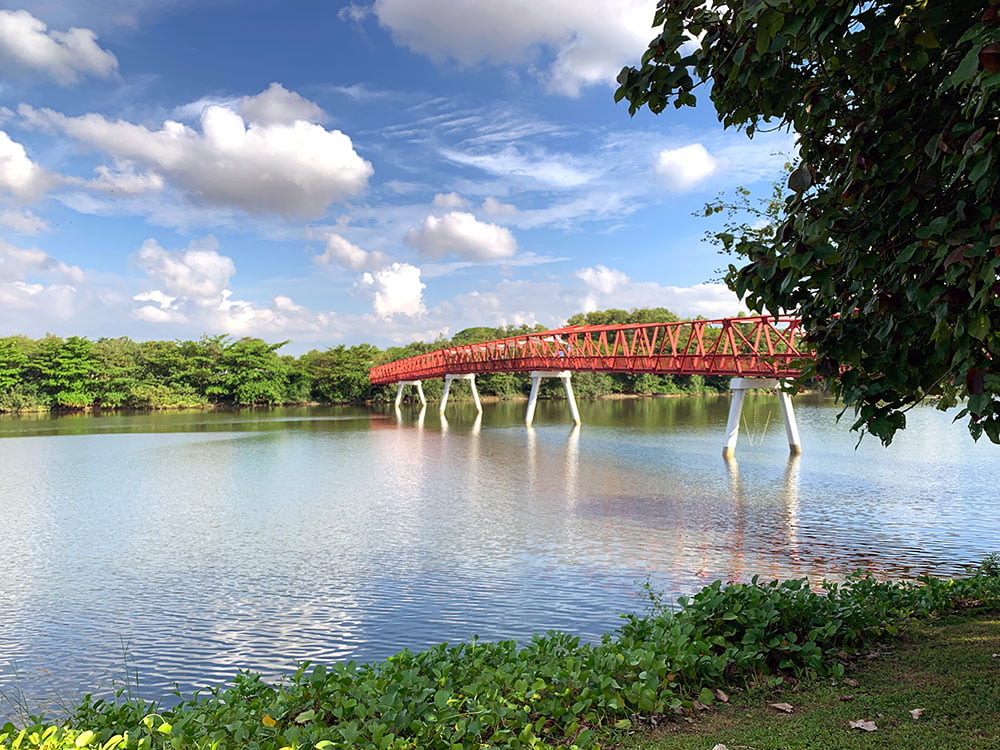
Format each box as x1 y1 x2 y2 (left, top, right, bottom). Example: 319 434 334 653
219 338 290 405
301 344 380 403
28 335 97 407
617 1 1000 443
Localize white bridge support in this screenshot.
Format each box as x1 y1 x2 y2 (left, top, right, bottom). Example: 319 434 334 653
395 379 426 408
525 370 581 427
439 373 483 414
722 377 802 459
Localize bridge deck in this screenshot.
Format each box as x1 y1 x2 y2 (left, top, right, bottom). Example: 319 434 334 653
369 315 809 385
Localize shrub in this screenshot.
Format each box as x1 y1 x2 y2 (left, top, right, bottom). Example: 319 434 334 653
7 564 999 750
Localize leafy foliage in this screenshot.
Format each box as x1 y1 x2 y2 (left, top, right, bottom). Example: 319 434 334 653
5 566 999 750
618 1 1000 444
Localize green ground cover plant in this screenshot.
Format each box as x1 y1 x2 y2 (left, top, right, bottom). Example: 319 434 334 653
3 561 998 750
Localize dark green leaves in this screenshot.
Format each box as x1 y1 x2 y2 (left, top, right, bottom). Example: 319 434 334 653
620 0 1000 444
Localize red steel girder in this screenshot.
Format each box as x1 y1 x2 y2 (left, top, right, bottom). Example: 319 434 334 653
369 315 811 385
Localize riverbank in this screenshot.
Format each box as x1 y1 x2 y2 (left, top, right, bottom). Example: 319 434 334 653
624 609 1000 749
3 564 998 750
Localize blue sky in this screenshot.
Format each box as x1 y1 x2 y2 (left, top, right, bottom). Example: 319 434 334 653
0 0 793 351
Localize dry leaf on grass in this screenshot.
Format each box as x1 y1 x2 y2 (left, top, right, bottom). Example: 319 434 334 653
842 677 859 687
769 702 794 713
910 708 925 719
849 719 878 732
839 695 855 701
712 745 729 750
715 688 730 703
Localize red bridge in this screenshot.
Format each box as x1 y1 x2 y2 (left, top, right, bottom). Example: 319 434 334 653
370 316 812 458
369 315 809 384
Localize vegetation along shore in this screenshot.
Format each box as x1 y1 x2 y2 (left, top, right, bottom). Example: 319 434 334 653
0 308 732 414
2 559 998 750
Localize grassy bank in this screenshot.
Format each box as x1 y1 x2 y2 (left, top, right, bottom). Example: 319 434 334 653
623 609 1000 749
3 563 998 750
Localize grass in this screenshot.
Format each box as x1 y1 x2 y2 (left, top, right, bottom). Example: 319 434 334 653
620 608 1000 750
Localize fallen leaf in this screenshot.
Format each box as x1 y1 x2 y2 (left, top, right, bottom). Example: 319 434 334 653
770 702 794 713
693 699 710 711
843 677 859 687
839 695 855 701
715 688 730 703
712 745 729 750
849 719 878 732
910 708 925 720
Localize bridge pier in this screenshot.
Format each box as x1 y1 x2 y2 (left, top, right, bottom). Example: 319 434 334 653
525 370 581 427
440 373 482 414
395 380 426 408
722 377 801 458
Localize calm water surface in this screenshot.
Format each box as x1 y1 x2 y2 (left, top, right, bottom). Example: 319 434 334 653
0 395 996 718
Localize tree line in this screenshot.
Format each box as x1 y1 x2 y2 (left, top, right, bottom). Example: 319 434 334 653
0 307 728 413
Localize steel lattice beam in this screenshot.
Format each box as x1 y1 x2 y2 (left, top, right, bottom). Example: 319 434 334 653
369 316 811 385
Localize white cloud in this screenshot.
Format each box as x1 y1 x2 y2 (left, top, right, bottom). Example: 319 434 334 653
21 87 373 219
0 129 56 202
575 264 742 318
313 232 388 271
0 208 50 234
441 145 592 188
576 264 627 294
0 236 84 284
360 262 426 318
371 0 655 96
131 236 337 334
0 9 118 85
432 191 467 209
0 237 86 322
481 196 517 217
338 3 373 23
239 82 327 125
654 143 717 190
133 236 234 301
405 211 517 261
83 164 165 195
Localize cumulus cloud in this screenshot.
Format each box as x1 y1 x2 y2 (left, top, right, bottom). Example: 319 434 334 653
133 236 234 302
575 264 742 318
0 130 56 202
371 0 655 96
313 232 388 271
654 143 717 190
576 264 627 295
360 262 426 318
132 236 336 334
0 236 84 284
0 237 85 321
0 9 118 85
405 211 517 261
239 82 327 125
432 191 467 209
20 87 373 219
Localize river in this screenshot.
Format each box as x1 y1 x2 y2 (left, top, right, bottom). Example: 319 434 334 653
0 394 996 719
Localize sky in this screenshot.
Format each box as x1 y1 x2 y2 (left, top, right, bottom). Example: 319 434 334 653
0 0 794 351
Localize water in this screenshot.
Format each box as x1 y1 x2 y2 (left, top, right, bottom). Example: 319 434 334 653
0 395 996 719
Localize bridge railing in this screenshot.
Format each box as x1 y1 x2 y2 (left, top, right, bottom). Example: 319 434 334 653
369 315 808 385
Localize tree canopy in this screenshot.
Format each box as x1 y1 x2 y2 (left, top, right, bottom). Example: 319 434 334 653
618 1 1000 443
